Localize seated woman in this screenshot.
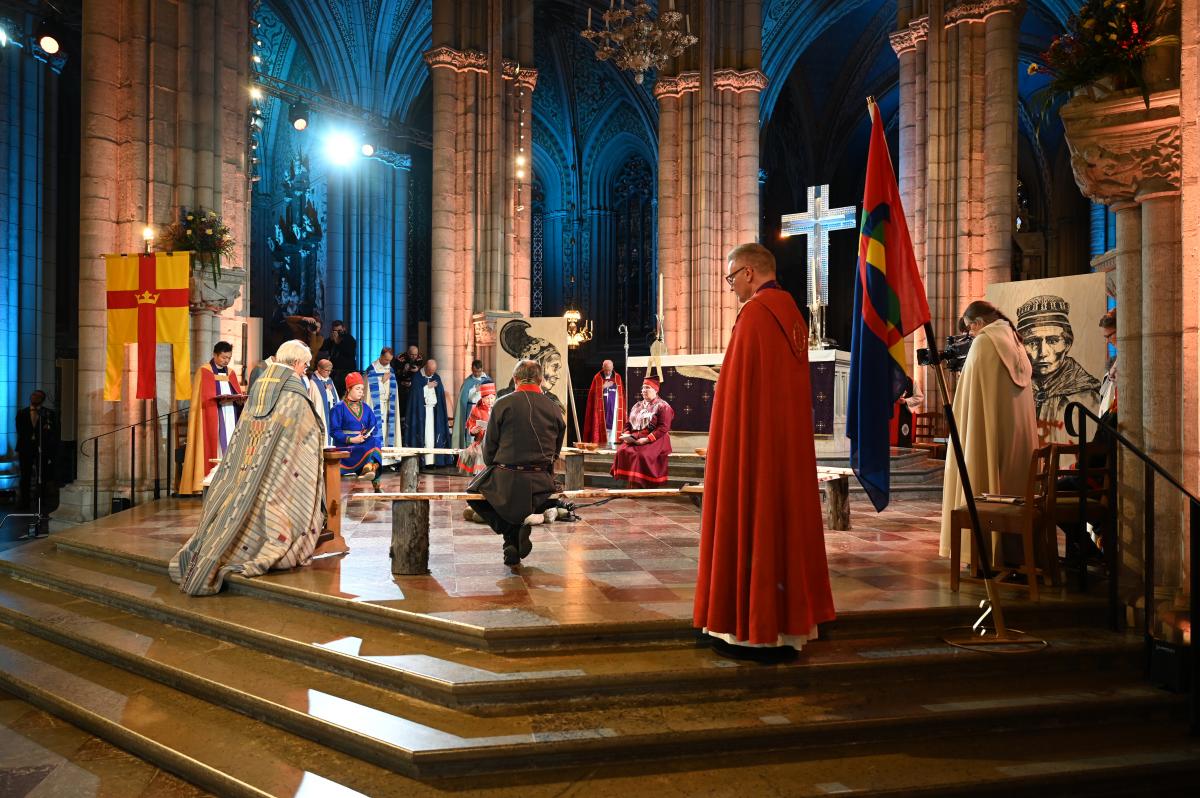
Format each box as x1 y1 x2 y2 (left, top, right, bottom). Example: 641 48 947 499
330 372 383 493
611 377 673 488
458 380 496 475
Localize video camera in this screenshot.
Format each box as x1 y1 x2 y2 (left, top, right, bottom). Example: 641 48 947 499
917 332 973 373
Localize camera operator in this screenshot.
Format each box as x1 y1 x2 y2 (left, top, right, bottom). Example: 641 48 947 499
319 320 357 390
938 300 1038 566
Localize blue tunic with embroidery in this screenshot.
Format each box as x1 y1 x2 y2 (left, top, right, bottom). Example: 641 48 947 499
329 401 382 475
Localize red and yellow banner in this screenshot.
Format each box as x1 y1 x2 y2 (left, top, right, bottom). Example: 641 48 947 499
104 252 191 401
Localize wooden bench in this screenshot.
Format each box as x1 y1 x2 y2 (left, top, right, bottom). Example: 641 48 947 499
349 487 686 575
678 467 853 532
379 447 462 490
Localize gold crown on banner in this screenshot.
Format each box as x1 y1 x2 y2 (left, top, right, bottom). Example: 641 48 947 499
136 290 160 305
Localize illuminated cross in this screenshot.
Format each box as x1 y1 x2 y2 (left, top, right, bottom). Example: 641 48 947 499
780 184 857 307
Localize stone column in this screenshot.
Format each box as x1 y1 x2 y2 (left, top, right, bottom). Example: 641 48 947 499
426 0 535 387
1179 0 1199 596
1061 87 1185 613
59 0 250 521
655 0 764 353
1139 184 1184 592
981 1 1022 287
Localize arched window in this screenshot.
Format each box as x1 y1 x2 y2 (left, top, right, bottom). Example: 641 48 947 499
611 156 655 340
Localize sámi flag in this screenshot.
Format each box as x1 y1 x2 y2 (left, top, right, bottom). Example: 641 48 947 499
104 252 192 401
847 99 931 512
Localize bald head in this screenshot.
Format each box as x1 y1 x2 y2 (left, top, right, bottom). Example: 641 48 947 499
601 359 614 374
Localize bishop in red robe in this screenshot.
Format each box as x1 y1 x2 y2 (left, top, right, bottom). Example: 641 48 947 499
583 359 625 446
693 243 835 654
610 377 672 487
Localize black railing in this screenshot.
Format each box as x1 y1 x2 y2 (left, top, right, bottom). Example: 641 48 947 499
1065 401 1199 735
78 407 190 521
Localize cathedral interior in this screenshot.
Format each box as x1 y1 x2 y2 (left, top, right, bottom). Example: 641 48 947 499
0 0 1199 794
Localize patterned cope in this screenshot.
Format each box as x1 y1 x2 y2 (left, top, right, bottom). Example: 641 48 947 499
169 362 326 596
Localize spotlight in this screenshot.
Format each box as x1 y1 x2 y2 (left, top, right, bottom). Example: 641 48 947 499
360 142 375 157
36 19 61 55
0 27 8 47
515 155 526 167
252 54 262 64
249 86 263 100
516 169 525 179
324 132 357 166
288 102 309 131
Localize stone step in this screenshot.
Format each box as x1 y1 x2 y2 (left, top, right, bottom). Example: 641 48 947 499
4 533 1114 650
0 586 1179 782
0 551 1127 712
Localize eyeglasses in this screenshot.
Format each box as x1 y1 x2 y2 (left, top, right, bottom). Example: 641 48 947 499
724 267 748 287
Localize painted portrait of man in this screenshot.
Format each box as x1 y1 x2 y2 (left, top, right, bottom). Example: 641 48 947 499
1016 294 1101 443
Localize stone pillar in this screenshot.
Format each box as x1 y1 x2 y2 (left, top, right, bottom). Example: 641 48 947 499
1061 87 1185 612
59 0 250 521
891 1 1023 405
1139 185 1184 592
426 0 535 388
656 0 764 354
1179 0 1200 596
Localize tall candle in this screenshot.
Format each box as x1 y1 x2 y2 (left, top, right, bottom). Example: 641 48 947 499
658 271 664 333
588 7 592 27
686 13 690 34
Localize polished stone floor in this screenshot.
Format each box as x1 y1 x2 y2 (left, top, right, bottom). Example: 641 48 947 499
40 468 1095 631
0 688 209 797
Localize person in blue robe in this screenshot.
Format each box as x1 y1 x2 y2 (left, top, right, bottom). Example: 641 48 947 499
404 359 454 467
330 373 383 491
452 359 490 448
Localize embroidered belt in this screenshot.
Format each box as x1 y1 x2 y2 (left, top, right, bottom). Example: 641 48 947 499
496 463 551 473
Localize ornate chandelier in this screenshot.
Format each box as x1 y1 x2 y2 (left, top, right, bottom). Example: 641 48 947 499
564 308 594 348
581 1 698 85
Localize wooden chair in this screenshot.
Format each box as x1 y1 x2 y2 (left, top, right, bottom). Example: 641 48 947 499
949 445 1056 600
912 412 947 460
1046 442 1113 577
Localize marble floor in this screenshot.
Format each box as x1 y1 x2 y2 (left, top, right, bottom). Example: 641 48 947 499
0 688 209 798
40 468 1101 632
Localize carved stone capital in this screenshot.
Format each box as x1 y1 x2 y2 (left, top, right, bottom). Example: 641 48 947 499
1060 88 1182 203
654 72 701 99
423 46 488 74
945 0 1025 26
889 16 929 55
713 69 767 94
189 266 244 315
424 46 538 90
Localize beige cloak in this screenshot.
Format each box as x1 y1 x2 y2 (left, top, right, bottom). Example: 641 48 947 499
939 320 1038 562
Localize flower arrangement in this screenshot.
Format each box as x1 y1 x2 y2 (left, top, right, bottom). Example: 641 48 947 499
158 207 236 286
1027 0 1177 108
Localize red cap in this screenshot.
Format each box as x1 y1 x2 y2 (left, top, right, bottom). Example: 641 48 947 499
479 381 496 397
642 377 660 391
345 372 364 391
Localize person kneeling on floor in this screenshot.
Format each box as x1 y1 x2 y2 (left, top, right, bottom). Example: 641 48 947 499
467 359 566 566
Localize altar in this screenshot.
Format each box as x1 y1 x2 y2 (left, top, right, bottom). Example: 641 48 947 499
625 349 851 456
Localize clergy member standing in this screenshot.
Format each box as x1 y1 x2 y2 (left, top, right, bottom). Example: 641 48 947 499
458 380 496 475
366 346 403 447
583 359 625 448
330 372 383 492
405 358 454 467
452 359 490 448
180 341 246 495
610 378 673 487
311 358 340 446
939 300 1037 563
169 340 325 595
694 243 835 656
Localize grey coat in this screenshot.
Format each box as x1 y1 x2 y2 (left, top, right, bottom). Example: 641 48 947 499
471 388 566 525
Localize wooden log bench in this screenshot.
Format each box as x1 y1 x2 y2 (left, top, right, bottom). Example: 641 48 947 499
379 447 463 490
678 467 854 532
348 487 686 575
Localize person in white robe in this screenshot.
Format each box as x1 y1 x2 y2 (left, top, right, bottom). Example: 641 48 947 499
366 347 403 447
310 359 339 446
939 300 1038 564
452 359 490 448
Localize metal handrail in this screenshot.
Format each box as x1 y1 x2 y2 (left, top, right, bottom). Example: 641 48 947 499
1064 401 1199 736
78 407 191 520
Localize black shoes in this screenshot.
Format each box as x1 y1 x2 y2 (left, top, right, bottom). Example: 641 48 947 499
502 544 520 566
518 525 533 559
